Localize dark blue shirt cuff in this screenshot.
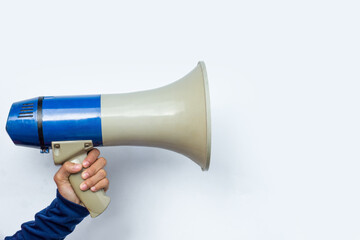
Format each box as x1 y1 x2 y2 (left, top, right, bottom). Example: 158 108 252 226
56 189 90 217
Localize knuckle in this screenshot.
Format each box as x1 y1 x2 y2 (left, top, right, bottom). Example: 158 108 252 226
53 174 61 183
97 157 107 166
104 178 109 186
85 178 94 187
63 161 71 168
86 168 94 176
99 169 107 178
63 162 73 170
92 148 100 156
99 178 109 189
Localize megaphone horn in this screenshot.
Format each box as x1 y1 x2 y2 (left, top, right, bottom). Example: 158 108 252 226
101 61 211 170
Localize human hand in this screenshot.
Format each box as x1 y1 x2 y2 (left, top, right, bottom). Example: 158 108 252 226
53 149 109 205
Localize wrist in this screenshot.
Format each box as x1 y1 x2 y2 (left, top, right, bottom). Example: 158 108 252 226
56 189 90 216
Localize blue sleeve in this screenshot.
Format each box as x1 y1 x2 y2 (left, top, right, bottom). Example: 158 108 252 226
5 190 89 240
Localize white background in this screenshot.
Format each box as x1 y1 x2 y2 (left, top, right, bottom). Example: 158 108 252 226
1 1 360 239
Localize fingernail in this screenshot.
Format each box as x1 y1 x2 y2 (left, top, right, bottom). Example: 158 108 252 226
82 172 89 179
91 186 96 192
83 161 90 168
80 183 87 191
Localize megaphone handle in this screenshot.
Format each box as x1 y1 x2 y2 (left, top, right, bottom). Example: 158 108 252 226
52 141 111 218
68 153 111 218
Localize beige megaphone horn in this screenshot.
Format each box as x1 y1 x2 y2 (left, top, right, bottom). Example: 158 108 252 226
101 61 211 170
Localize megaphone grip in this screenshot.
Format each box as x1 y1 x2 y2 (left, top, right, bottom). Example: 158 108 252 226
52 140 110 218
69 168 111 218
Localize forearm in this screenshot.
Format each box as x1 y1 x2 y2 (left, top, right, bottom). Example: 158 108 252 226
5 190 89 240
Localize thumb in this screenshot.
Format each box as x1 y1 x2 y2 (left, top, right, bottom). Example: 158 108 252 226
54 162 82 184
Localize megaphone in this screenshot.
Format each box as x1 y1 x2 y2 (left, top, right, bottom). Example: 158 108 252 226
6 61 211 217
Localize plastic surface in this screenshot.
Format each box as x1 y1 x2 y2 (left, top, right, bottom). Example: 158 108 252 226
6 98 39 147
6 61 211 170
199 62 212 170
42 95 102 146
6 95 103 149
52 140 110 218
101 61 211 170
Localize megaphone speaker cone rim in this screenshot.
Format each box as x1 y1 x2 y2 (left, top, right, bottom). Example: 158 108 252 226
198 61 211 171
